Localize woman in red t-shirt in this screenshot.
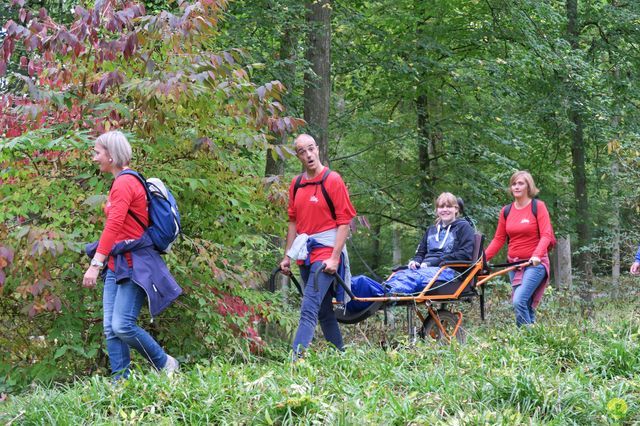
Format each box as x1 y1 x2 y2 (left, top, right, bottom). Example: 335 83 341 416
82 130 178 379
485 171 555 326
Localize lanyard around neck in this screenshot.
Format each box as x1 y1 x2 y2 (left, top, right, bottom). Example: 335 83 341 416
435 223 451 249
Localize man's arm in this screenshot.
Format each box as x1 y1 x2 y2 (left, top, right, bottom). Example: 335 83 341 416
323 223 350 274
279 221 297 275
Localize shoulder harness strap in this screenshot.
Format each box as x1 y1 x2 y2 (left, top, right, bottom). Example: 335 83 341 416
503 198 540 242
292 168 336 220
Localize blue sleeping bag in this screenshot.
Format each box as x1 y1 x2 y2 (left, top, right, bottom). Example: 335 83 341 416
384 267 455 295
344 268 458 313
346 275 385 313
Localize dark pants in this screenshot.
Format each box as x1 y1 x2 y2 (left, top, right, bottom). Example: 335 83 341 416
291 261 344 356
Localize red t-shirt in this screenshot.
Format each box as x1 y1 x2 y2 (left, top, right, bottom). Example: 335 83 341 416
96 173 149 270
287 167 356 263
485 200 554 261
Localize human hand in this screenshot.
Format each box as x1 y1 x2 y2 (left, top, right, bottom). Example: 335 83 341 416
630 261 640 275
408 260 419 270
82 266 100 288
420 262 430 269
324 257 340 274
280 257 291 276
530 256 541 267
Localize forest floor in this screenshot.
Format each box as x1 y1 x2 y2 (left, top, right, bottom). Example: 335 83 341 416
1 279 639 425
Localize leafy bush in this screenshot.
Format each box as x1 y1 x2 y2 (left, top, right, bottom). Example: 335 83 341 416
0 0 303 392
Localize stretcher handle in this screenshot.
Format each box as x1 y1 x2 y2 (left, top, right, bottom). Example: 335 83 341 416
314 263 357 300
488 259 534 268
475 260 533 288
269 267 304 296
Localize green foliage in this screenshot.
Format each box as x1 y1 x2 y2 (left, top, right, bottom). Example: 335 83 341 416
0 0 304 393
1 291 639 424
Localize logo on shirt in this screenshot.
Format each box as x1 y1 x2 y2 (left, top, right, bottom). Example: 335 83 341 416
520 218 530 224
309 195 319 203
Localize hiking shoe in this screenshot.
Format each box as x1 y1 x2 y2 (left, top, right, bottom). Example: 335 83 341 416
163 355 179 375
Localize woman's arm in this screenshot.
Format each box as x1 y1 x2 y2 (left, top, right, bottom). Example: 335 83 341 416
95 176 137 256
484 206 508 261
84 177 136 287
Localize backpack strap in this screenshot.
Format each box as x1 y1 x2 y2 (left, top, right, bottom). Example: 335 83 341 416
502 203 512 221
531 198 538 216
532 198 540 239
503 198 541 243
117 169 150 230
292 174 304 202
319 168 336 220
291 168 336 220
504 199 538 219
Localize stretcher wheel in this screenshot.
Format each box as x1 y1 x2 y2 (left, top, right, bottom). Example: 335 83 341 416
420 310 466 344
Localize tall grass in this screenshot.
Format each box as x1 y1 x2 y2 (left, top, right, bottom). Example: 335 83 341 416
2 287 639 425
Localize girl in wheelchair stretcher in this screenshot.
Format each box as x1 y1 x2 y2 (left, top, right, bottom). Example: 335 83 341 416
385 192 475 295
344 193 476 314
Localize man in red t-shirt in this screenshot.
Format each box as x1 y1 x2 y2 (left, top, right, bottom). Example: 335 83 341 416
280 134 356 358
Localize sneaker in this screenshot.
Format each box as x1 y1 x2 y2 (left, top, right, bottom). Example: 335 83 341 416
163 355 179 375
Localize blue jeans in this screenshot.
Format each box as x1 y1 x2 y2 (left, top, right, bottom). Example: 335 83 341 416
292 262 344 356
509 264 547 326
103 270 168 378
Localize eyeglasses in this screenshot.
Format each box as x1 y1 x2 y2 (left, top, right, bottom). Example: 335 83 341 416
296 144 317 156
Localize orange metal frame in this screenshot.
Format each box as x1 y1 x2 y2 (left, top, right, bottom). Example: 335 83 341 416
335 258 530 341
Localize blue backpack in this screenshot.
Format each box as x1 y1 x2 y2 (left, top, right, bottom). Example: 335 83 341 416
119 170 181 253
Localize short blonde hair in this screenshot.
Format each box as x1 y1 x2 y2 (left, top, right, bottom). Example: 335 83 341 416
509 170 539 198
434 192 460 223
95 131 132 168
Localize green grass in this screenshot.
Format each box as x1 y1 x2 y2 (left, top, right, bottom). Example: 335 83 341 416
2 288 639 425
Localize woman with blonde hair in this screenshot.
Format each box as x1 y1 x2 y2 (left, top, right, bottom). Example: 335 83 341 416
408 192 475 270
485 171 555 326
385 192 475 294
82 130 181 379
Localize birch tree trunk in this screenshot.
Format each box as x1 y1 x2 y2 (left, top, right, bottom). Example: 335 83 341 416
392 225 402 266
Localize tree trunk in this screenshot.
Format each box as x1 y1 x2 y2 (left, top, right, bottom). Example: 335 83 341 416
371 219 382 272
569 108 593 285
416 94 437 224
611 67 621 295
556 236 573 290
566 0 593 291
611 159 620 292
392 225 402 266
415 6 438 225
266 27 299 268
304 0 331 164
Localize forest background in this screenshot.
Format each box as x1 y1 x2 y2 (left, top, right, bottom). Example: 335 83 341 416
1 0 640 403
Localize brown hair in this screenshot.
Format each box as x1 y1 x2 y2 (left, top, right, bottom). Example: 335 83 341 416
509 170 539 198
434 192 460 223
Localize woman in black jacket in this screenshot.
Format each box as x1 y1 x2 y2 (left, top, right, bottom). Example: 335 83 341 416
386 192 475 294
